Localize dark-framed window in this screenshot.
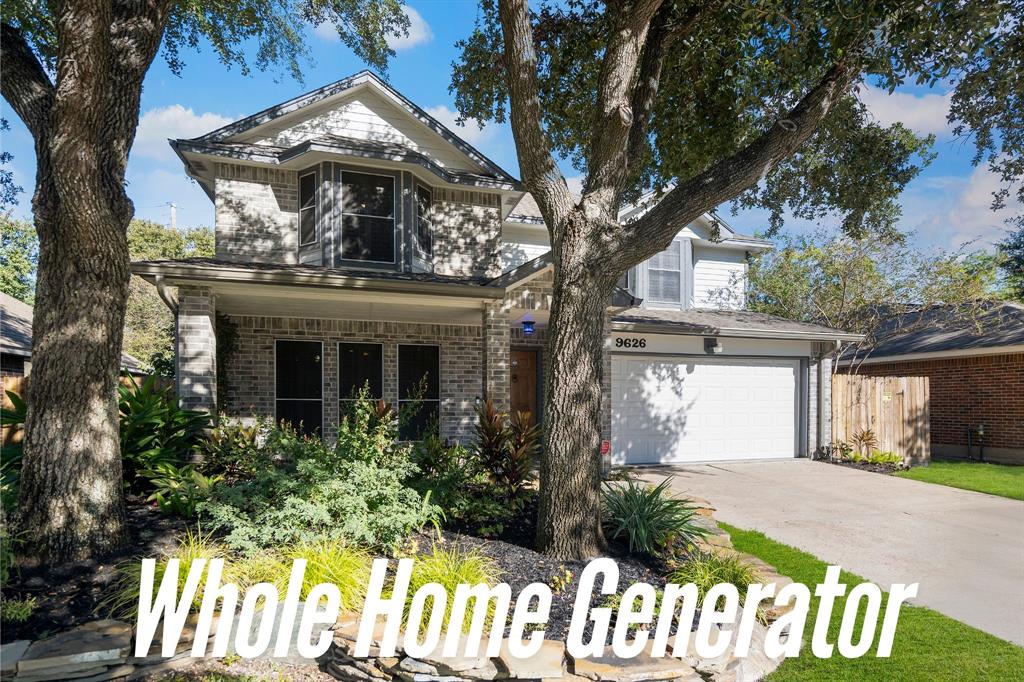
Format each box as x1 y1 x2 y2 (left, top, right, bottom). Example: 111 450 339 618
415 184 433 257
299 171 318 246
339 342 384 418
275 339 323 436
398 344 440 441
340 170 395 263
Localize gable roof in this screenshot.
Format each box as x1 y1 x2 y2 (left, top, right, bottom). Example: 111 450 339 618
612 307 862 341
0 292 145 372
188 71 517 185
845 301 1024 361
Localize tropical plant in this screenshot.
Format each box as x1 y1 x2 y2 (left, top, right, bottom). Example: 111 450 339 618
405 545 501 632
602 478 707 556
867 450 904 467
119 375 211 486
850 428 878 458
201 418 265 478
669 551 764 619
1 390 27 512
142 463 223 518
471 400 537 498
504 410 540 496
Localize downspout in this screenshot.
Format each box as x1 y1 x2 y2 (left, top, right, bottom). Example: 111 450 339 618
153 275 180 394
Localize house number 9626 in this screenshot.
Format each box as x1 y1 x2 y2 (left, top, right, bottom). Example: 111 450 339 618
615 337 646 348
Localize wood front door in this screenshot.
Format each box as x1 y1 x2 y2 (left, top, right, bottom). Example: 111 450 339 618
510 349 539 425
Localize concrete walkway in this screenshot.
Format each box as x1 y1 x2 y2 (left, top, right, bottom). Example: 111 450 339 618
640 459 1024 645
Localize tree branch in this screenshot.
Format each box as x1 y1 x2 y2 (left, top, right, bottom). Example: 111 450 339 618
497 0 573 233
624 54 865 261
581 0 663 216
0 22 55 141
624 1 719 178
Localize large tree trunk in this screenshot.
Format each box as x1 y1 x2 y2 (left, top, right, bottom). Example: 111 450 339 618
535 215 616 558
17 166 132 564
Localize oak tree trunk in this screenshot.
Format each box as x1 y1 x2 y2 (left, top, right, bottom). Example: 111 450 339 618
17 167 132 564
535 214 617 559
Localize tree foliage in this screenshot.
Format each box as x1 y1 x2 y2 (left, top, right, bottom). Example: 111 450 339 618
998 226 1024 301
125 220 214 372
0 214 37 303
734 231 1003 359
453 0 1016 238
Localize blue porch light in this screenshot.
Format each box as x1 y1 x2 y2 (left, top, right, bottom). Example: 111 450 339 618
522 320 535 336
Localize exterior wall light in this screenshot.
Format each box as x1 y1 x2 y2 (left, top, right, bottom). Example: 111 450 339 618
522 320 535 336
704 337 724 354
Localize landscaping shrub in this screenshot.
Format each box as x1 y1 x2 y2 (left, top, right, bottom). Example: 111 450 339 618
103 529 241 618
849 428 878 458
1 595 36 623
602 477 707 556
1 390 26 513
142 462 223 518
282 541 371 608
471 399 537 498
198 393 439 554
200 418 265 477
668 551 764 618
119 375 211 487
867 450 903 466
404 545 501 632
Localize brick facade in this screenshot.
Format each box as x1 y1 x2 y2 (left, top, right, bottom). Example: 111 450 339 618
215 163 299 264
222 315 483 444
431 189 503 279
176 287 218 412
845 353 1024 463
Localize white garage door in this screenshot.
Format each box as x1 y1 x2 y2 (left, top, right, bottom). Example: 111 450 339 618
611 356 798 464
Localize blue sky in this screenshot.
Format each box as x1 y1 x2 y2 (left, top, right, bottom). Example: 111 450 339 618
2 1 1018 254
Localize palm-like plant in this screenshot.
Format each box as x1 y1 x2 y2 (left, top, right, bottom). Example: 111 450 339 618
602 477 707 556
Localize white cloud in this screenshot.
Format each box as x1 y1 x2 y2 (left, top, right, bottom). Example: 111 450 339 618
133 105 233 163
314 5 432 51
425 105 493 146
387 5 433 51
939 167 1020 249
858 84 953 137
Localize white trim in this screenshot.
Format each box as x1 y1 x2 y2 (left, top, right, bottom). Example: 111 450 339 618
414 182 434 259
337 341 385 402
839 344 1024 366
274 338 325 433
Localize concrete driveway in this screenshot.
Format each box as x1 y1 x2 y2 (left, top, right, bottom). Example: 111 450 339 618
640 459 1024 645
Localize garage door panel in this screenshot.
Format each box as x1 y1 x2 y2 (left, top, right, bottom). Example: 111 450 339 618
611 356 798 465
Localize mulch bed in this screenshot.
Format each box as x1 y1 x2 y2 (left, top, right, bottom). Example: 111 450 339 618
1 497 189 643
3 492 684 649
825 458 909 475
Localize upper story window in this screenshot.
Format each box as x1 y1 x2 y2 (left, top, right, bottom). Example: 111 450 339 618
415 184 433 257
648 239 682 304
341 170 395 263
298 171 318 246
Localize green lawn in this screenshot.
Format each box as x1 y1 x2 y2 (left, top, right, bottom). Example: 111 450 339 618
720 523 1024 681
894 460 1024 501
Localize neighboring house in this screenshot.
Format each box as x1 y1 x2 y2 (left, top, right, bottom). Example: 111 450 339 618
134 71 858 466
0 291 145 379
839 302 1024 464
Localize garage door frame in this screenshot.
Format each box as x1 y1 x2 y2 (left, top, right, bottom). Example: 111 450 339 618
609 352 810 464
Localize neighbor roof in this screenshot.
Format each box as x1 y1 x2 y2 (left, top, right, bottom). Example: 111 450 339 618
847 301 1024 359
0 292 145 372
185 70 517 184
612 307 862 341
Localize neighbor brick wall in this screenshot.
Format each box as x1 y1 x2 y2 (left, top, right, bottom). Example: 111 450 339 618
222 315 483 443
215 162 298 264
845 353 1024 451
177 287 217 412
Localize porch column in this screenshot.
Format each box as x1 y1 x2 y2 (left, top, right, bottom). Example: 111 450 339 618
482 301 510 411
176 286 217 413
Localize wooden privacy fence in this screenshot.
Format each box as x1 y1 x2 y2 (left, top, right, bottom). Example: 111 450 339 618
2 374 173 446
832 374 931 465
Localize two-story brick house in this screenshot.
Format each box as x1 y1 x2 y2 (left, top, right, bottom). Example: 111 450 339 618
134 71 859 466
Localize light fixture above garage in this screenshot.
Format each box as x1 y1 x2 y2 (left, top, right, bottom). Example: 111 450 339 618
704 337 724 354
522 320 535 336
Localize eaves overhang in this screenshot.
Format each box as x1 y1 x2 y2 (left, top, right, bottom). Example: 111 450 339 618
131 261 504 300
610 318 864 342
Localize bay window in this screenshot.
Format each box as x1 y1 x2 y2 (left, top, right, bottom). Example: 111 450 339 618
340 170 395 263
